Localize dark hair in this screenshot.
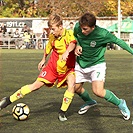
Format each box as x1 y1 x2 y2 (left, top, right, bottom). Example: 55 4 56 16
69 22 74 25
79 12 96 27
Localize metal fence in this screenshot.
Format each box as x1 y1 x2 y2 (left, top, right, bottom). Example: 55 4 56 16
0 34 48 49
0 36 132 50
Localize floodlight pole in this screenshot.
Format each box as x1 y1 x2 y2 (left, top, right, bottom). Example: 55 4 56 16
117 0 121 50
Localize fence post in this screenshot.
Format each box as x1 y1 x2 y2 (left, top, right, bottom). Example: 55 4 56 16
8 37 10 49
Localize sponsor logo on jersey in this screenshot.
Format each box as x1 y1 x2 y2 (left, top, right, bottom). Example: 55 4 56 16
90 41 96 47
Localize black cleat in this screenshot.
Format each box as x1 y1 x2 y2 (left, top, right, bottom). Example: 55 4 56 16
58 110 67 122
0 97 11 110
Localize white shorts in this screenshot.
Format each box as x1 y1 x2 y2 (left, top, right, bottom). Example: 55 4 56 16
75 62 106 83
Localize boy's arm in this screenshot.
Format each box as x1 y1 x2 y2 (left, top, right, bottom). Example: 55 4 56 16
61 41 76 61
115 38 133 55
106 32 133 55
73 23 80 46
38 34 53 70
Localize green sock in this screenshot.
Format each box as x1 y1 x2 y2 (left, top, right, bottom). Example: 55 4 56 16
78 89 93 102
104 90 120 106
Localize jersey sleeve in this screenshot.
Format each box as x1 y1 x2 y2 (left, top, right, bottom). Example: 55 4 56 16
45 34 53 55
115 38 133 55
73 23 80 46
66 29 77 45
106 32 133 55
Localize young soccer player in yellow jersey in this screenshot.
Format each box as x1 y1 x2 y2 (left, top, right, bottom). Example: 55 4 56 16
0 14 96 121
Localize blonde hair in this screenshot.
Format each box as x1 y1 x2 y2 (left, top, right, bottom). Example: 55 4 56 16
48 14 63 27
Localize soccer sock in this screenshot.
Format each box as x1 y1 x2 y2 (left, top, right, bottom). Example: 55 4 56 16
61 90 74 112
78 89 94 102
104 89 121 106
10 85 31 103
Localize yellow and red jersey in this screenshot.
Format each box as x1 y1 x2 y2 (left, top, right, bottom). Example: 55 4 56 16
37 29 76 88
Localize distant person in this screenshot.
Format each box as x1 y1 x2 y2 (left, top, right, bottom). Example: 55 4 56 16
12 28 21 49
23 31 30 49
30 30 36 49
21 23 30 33
0 27 2 33
68 22 74 30
0 23 7 35
13 28 20 38
0 28 3 45
107 40 115 50
41 28 47 49
74 12 133 120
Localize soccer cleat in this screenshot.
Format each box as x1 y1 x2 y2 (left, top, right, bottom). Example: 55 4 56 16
118 99 130 120
78 100 97 115
58 110 67 122
0 97 11 110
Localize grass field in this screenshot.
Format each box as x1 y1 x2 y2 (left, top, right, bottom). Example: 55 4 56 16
0 49 133 133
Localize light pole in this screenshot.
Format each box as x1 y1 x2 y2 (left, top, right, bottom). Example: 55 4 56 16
117 0 121 50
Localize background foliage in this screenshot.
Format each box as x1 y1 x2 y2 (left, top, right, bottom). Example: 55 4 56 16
0 0 133 18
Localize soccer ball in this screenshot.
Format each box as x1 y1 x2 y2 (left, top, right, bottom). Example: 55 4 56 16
12 103 30 121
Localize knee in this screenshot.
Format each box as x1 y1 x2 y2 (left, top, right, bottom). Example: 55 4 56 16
67 75 75 89
67 80 75 89
67 81 75 93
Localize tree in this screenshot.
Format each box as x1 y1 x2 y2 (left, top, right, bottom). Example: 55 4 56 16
0 0 38 17
36 0 133 17
0 0 133 17
98 0 133 17
37 0 106 17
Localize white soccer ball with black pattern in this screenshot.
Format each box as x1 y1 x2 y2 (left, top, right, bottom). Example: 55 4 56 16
12 103 30 121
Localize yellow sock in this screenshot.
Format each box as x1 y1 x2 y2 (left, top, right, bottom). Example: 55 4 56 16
10 85 31 103
61 90 74 112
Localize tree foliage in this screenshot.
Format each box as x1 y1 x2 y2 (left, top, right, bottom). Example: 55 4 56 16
0 0 133 17
98 0 133 17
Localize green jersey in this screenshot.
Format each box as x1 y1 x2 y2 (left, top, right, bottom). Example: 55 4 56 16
74 22 133 68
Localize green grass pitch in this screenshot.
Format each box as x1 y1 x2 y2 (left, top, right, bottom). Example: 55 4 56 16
0 49 132 133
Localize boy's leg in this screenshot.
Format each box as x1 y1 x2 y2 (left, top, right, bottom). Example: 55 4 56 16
92 80 130 120
74 62 98 115
58 73 75 122
75 83 97 115
60 90 74 112
77 88 97 114
10 85 31 102
0 85 31 110
58 90 74 121
0 80 44 110
78 88 96 103
104 89 130 120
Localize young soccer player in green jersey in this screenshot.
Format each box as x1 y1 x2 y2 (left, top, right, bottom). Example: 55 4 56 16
74 12 133 120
